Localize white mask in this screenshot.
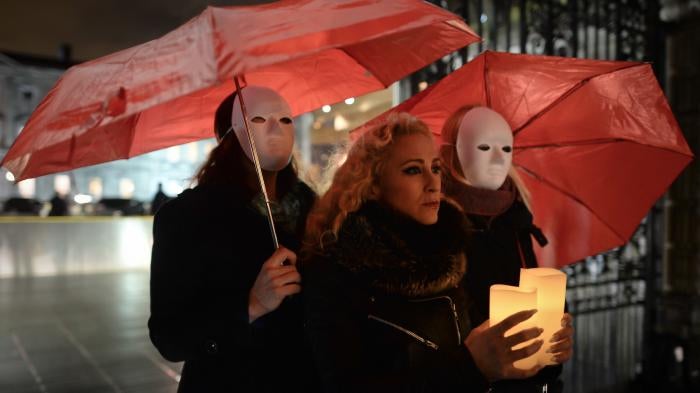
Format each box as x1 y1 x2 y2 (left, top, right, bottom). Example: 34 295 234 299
455 107 513 190
230 86 295 171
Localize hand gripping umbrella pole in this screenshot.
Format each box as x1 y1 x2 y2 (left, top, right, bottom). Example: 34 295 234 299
233 76 279 250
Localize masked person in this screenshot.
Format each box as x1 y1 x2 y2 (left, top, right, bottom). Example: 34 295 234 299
440 106 574 393
302 113 546 393
149 86 318 393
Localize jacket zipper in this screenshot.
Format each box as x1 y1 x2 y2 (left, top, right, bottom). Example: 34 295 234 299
367 314 439 350
408 295 462 344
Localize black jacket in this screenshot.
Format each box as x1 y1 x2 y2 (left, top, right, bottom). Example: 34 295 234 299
464 200 563 393
303 201 490 393
148 181 318 393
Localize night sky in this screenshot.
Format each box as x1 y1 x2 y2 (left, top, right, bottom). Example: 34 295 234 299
0 0 274 61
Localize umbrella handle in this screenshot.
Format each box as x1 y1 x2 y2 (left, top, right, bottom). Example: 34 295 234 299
233 76 280 250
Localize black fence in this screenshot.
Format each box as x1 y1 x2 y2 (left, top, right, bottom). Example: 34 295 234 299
425 1 664 392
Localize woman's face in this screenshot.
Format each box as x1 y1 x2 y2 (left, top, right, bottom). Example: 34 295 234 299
376 133 441 225
455 107 513 190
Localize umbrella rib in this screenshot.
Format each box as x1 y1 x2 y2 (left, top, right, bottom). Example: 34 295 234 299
512 62 644 136
339 15 479 89
515 164 629 243
516 137 695 158
339 48 382 86
484 52 491 108
126 112 142 158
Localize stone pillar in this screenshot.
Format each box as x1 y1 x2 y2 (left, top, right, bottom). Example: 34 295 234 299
654 1 700 390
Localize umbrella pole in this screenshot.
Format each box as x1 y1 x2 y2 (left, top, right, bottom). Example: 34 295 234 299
234 76 280 250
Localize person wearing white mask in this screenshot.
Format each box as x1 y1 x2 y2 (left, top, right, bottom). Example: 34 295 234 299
440 106 574 393
149 86 318 393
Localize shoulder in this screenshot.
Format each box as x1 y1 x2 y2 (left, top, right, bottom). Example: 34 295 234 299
155 187 208 220
154 185 250 227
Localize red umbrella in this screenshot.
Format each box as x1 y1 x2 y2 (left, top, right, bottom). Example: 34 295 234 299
352 50 693 267
1 0 479 181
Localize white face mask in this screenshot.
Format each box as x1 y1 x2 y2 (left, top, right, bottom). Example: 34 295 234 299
455 107 513 190
230 86 295 171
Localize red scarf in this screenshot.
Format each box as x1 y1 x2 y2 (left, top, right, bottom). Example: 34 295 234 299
445 177 517 217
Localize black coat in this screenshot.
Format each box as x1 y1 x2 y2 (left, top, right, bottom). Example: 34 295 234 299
303 201 490 393
148 181 318 393
464 200 542 322
464 200 563 393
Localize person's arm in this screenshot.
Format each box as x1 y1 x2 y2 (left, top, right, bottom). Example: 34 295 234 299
304 260 490 393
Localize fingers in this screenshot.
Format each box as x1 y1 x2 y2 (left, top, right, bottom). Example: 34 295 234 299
265 246 297 267
550 325 574 343
263 265 298 282
277 246 298 265
493 309 538 335
554 350 573 364
276 283 302 297
270 270 302 288
548 338 573 355
504 327 543 348
561 313 573 327
508 339 543 362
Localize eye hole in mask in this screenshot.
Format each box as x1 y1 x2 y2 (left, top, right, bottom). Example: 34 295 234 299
250 116 293 125
502 146 512 153
477 144 490 151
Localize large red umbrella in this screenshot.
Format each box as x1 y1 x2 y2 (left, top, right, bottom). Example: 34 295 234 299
352 50 693 267
1 0 479 181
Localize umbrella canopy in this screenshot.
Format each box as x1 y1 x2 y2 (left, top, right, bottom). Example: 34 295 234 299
2 0 479 181
352 50 693 267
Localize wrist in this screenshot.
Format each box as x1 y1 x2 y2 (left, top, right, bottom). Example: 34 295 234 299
248 293 267 323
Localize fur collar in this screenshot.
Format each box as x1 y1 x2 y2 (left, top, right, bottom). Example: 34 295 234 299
330 200 468 297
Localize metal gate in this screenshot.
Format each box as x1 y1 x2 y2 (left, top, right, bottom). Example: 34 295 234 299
421 2 663 392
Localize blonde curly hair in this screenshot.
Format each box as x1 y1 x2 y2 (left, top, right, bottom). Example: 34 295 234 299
304 112 433 251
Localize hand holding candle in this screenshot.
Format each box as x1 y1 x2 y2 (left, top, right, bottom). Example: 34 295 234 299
548 312 574 363
489 268 568 369
464 310 544 381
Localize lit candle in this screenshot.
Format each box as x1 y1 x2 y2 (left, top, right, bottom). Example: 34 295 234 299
519 268 567 366
489 284 539 370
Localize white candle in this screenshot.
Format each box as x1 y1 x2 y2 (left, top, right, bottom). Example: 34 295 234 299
489 284 539 370
519 268 567 366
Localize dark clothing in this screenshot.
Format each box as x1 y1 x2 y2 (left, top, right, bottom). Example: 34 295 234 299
464 200 542 322
303 201 490 393
448 180 562 393
148 180 318 393
465 200 562 393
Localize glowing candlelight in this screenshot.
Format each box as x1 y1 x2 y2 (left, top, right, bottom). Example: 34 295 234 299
519 268 567 365
489 284 539 370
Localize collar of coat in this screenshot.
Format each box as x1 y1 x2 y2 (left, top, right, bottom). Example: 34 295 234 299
330 200 468 298
250 180 316 235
